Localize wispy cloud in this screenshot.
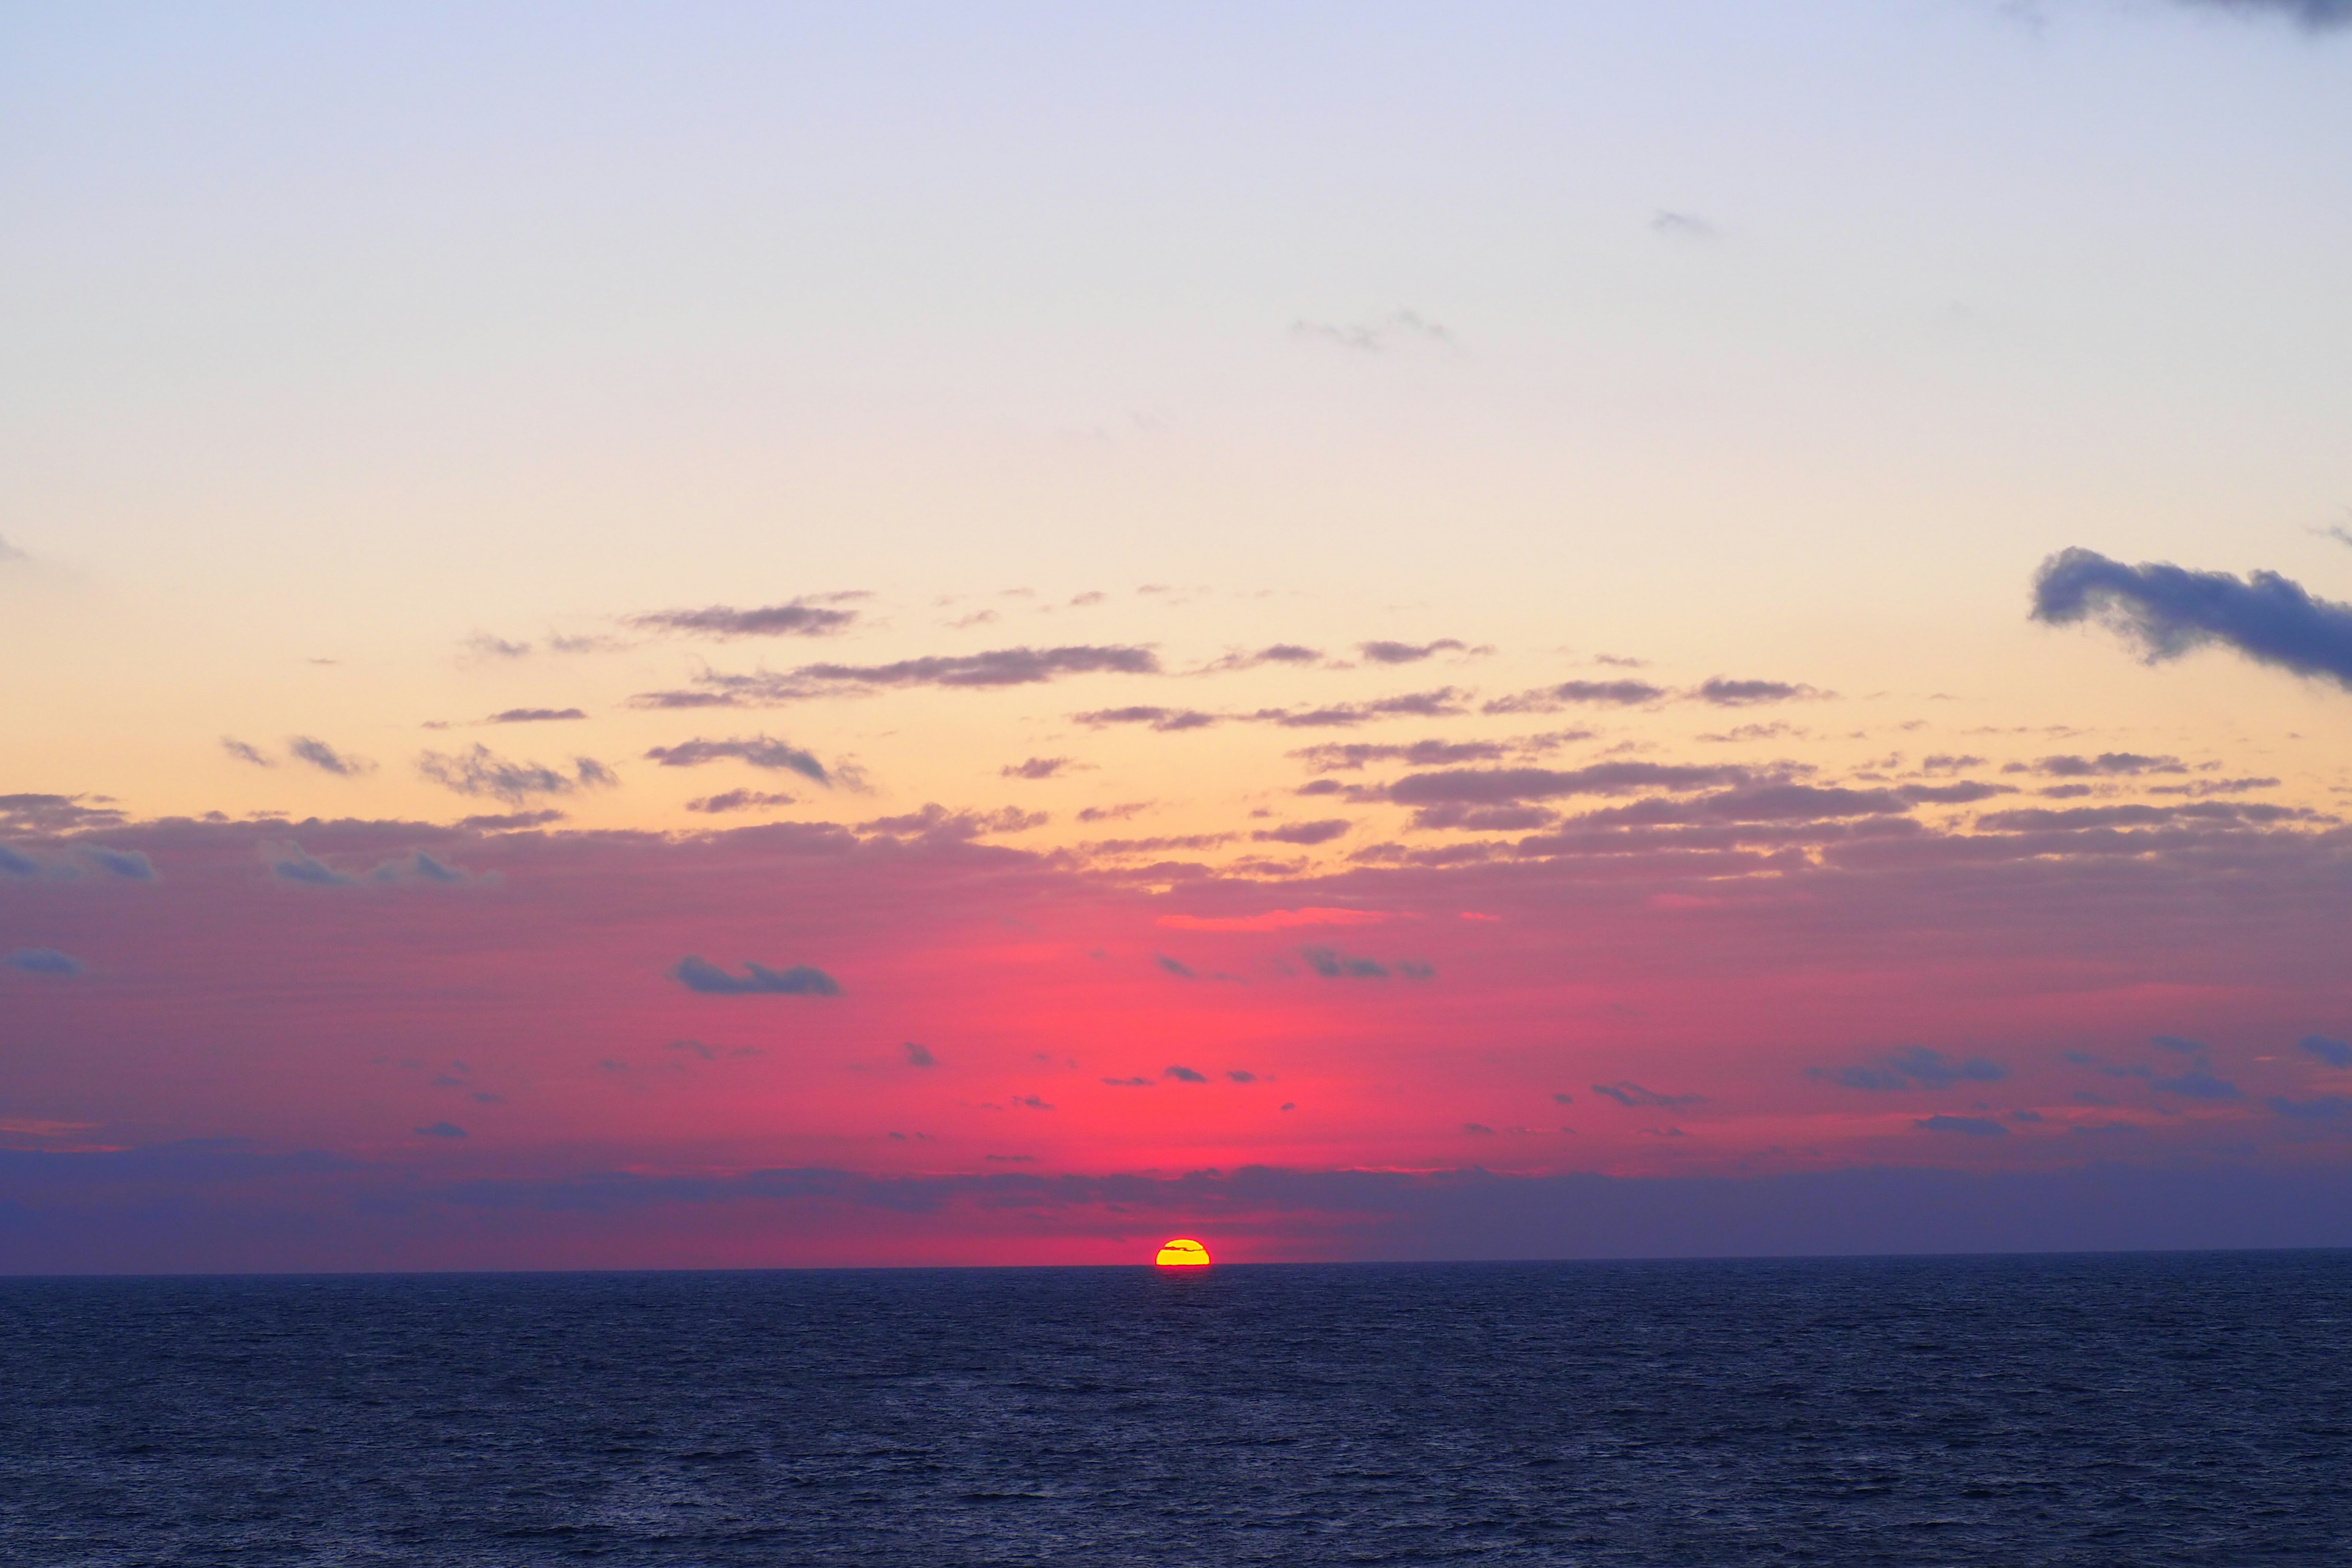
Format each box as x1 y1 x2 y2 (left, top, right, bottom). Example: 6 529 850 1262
669 957 842 997
628 601 860 639
4 947 83 976
1291 309 1453 353
643 736 837 785
639 645 1161 707
288 737 374 777
418 746 617 805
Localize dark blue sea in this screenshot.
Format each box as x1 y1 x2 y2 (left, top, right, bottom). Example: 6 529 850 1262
5 1252 2349 1565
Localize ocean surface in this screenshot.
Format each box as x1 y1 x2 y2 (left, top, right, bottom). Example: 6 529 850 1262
4 1251 2349 1566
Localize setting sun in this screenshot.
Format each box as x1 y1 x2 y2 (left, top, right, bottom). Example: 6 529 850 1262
1154 1238 1212 1267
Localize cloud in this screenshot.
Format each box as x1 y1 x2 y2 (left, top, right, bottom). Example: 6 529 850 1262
1483 680 1667 713
418 746 617 805
456 810 565 831
1245 689 1472 729
2299 1035 2352 1068
1359 639 1469 665
669 957 843 997
486 708 587 724
0 534 26 563
1156 954 1197 979
1291 309 1453 352
1915 1115 2008 1137
1651 211 1720 240
4 948 83 976
221 738 274 767
1897 782 2013 805
2169 1 2352 30
1227 1071 1257 1084
415 1122 467 1139
1390 762 1749 807
2032 548 2352 690
2010 753 2187 777
1811 1046 2007 1091
1694 679 1825 707
1002 757 1077 780
265 842 353 887
2151 1034 2204 1055
642 737 835 785
692 645 1161 704
82 846 157 881
903 1042 937 1068
1011 1095 1053 1110
1164 1066 1208 1083
288 736 373 777
464 634 532 661
1072 706 1218 732
1200 644 1325 673
1159 908 1393 933
856 804 1047 842
0 844 39 877
1591 1082 1705 1109
685 790 798 815
1102 1077 1153 1087
2148 1068 2242 1101
1253 819 1352 846
1301 946 1389 979
2269 1095 2352 1120
628 602 859 639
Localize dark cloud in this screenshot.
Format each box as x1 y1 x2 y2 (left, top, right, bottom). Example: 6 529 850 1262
1293 739 1517 772
1359 639 1469 665
1975 803 2306 832
1591 1082 1706 1109
1202 644 1325 672
221 738 274 768
1408 804 1556 832
0 843 38 877
903 1042 937 1068
643 737 835 785
2299 1035 2352 1068
1164 1066 1208 1083
2169 1 2352 29
1390 762 1749 807
1075 802 1151 822
81 846 157 881
288 737 372 777
1302 946 1388 979
1462 1123 1498 1136
456 810 566 831
628 602 859 639
669 957 843 997
2151 1034 2204 1055
685 790 798 815
1102 1076 1153 1087
2149 1068 2242 1101
415 1122 467 1139
1694 678 1826 707
1915 1115 2008 1137
1483 679 1667 714
1156 954 1197 979
2270 1095 2352 1120
1253 819 1352 846
1011 1096 1053 1110
1002 757 1077 780
2033 548 2352 690
486 708 587 724
4 948 83 976
1072 706 1218 732
1811 1046 2007 1091
266 842 353 887
1227 1071 1257 1084
418 746 617 805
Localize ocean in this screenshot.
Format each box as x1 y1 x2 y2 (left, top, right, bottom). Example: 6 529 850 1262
4 1251 2347 1564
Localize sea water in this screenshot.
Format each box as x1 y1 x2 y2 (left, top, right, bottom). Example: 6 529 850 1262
4 1251 2348 1564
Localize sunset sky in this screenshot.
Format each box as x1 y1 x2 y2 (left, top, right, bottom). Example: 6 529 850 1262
6 0 2352 1272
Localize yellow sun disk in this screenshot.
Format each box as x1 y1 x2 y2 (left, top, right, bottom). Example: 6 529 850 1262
1155 1238 1212 1267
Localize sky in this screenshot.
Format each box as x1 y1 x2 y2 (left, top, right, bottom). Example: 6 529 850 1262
5 0 2352 1272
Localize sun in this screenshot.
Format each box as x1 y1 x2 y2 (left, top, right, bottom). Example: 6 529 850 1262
1154 1237 1212 1267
